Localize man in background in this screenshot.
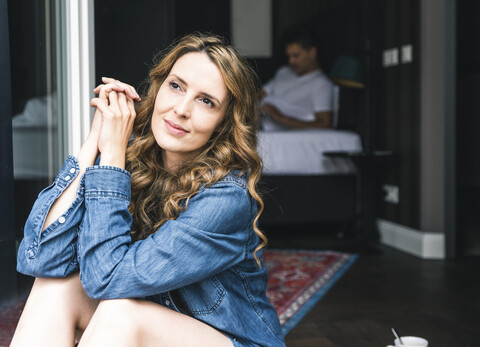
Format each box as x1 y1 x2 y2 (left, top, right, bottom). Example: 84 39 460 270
260 26 335 130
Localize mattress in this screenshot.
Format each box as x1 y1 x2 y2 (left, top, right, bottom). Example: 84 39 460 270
258 129 362 175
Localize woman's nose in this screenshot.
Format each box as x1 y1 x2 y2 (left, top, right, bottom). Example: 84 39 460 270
173 98 192 118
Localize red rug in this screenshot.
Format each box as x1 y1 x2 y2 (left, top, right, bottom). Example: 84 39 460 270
0 249 356 344
0 297 27 347
264 249 357 335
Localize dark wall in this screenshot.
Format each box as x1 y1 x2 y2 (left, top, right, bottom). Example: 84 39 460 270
456 1 480 255
95 0 175 92
376 0 421 229
174 0 230 39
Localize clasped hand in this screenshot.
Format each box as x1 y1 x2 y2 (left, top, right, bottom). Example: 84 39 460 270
87 77 141 169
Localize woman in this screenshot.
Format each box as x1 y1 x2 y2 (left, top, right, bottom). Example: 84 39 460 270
12 33 285 347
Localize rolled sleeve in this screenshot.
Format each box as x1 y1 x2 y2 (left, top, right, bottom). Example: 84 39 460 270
79 175 251 300
84 165 131 200
17 156 85 278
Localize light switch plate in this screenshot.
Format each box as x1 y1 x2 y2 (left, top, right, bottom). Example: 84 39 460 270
401 44 413 63
383 184 399 204
383 48 400 67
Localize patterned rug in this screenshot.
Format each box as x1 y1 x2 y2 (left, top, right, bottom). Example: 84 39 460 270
0 296 27 347
264 249 357 336
0 249 356 344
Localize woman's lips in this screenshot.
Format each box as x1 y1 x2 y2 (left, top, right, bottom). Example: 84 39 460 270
164 119 189 135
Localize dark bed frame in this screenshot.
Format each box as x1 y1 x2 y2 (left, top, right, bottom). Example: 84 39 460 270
259 174 356 227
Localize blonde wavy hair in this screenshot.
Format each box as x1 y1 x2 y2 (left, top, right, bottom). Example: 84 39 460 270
126 33 266 264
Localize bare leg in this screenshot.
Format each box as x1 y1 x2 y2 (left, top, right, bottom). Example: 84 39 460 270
79 298 233 347
10 273 99 347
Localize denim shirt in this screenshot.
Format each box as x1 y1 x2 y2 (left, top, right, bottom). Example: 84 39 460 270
17 156 285 347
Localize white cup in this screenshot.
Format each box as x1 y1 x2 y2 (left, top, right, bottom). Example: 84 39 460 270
386 336 429 347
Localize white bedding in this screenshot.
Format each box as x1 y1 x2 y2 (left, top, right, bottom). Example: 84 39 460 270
258 129 362 175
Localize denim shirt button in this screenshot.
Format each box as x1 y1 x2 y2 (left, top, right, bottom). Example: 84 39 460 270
69 168 76 174
27 247 37 259
58 216 66 224
65 175 71 181
165 299 171 306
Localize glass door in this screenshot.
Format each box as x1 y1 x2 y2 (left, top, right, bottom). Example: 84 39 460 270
4 0 96 298
6 0 66 295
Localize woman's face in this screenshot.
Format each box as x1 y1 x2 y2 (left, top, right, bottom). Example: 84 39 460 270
151 52 228 170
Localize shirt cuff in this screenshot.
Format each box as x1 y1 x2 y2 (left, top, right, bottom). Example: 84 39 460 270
55 155 82 189
84 166 131 201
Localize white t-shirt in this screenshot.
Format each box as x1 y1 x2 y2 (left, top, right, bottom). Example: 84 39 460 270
261 66 334 130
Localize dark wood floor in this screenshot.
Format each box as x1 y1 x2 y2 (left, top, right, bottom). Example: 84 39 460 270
266 227 480 347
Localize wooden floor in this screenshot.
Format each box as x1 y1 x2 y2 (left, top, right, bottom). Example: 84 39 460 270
267 227 480 347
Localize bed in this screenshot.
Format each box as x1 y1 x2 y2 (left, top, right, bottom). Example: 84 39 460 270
257 128 362 227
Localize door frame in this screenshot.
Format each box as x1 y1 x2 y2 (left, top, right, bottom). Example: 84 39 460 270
445 0 456 258
0 0 17 299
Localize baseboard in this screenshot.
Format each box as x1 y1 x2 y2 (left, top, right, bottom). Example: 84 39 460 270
377 219 445 259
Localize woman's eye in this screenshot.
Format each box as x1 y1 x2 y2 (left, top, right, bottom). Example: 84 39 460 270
170 82 180 90
201 98 214 107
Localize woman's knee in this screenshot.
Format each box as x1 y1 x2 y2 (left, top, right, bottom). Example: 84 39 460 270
90 299 179 335
30 274 98 327
90 299 143 329
79 299 143 345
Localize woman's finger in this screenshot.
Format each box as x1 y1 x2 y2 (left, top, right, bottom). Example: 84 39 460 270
102 77 136 96
93 83 117 95
127 96 136 118
107 91 121 116
104 77 140 101
93 83 120 94
93 83 104 94
94 82 126 96
93 82 127 97
102 77 140 101
117 92 131 118
99 85 108 103
90 97 112 116
101 77 118 84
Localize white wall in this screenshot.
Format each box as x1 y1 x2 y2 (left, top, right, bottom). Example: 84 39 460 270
420 0 446 234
